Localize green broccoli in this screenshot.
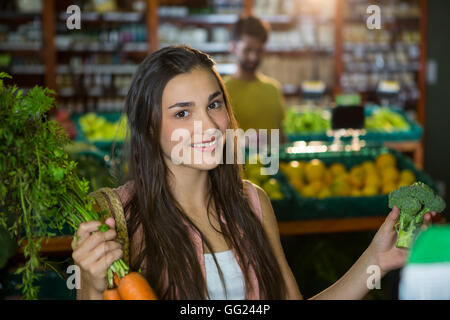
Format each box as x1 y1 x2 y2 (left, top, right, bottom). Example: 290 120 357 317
388 182 446 248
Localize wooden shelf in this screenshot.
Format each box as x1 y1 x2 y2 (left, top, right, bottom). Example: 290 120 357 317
57 64 138 75
57 11 145 23
12 214 445 254
1 65 45 75
345 16 420 24
278 213 446 236
384 140 424 169
278 216 386 235
0 43 42 51
159 13 295 28
0 11 41 23
15 235 73 255
159 42 332 55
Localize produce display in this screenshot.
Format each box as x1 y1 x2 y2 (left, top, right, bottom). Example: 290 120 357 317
0 74 153 299
78 112 128 142
242 156 284 200
389 182 446 249
283 107 330 135
280 153 417 198
365 107 410 132
283 106 414 135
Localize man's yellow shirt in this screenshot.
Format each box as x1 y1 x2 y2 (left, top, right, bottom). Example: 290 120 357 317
223 72 285 132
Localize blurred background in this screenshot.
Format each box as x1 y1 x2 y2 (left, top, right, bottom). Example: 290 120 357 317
1 0 449 300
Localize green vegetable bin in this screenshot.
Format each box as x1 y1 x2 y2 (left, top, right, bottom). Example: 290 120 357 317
286 105 423 143
71 112 127 153
277 146 438 221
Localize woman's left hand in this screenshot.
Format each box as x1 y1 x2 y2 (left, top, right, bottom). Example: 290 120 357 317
368 206 436 275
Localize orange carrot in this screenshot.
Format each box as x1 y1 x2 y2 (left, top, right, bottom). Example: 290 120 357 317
117 272 158 300
102 288 121 300
114 274 120 287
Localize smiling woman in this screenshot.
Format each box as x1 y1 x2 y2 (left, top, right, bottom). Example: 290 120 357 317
72 45 292 300
121 46 292 299
161 68 229 170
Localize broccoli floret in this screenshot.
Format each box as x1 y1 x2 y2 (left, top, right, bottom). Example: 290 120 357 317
388 182 446 248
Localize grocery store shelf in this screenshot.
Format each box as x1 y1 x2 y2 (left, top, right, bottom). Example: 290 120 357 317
160 42 333 55
56 42 148 53
282 84 301 97
343 43 391 52
161 42 229 54
265 45 334 55
278 216 386 235
215 63 237 75
57 64 137 75
384 140 423 169
159 13 295 27
278 213 446 236
345 15 420 24
0 42 42 51
58 11 144 23
6 65 45 75
58 87 129 98
15 236 73 255
0 11 41 22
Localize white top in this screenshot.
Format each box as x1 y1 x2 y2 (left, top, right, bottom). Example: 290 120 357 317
399 263 450 300
204 249 246 300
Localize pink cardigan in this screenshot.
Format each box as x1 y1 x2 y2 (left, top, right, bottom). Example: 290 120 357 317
114 180 262 300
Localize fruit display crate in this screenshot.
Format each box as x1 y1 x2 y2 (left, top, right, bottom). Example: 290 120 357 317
277 146 437 220
265 170 299 222
243 149 300 222
71 112 127 153
285 105 423 143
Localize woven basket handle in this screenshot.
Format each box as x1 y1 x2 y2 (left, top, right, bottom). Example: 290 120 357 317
89 188 130 266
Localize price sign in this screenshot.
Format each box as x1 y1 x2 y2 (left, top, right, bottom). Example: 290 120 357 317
331 105 365 130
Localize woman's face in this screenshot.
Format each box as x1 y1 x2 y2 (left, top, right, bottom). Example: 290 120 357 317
160 67 230 171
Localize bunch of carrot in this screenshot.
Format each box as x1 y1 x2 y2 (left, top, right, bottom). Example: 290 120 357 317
102 271 158 300
62 182 157 300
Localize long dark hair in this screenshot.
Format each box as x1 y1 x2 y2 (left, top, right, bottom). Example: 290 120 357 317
123 45 287 299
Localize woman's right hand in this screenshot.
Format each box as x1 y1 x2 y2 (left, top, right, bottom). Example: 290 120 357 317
72 218 123 297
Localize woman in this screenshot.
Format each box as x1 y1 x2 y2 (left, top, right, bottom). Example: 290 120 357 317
72 46 435 300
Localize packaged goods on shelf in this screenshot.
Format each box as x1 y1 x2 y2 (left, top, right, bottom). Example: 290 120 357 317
0 20 42 49
211 0 243 14
254 0 335 18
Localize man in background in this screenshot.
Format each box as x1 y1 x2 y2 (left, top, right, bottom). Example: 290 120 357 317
224 15 286 142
